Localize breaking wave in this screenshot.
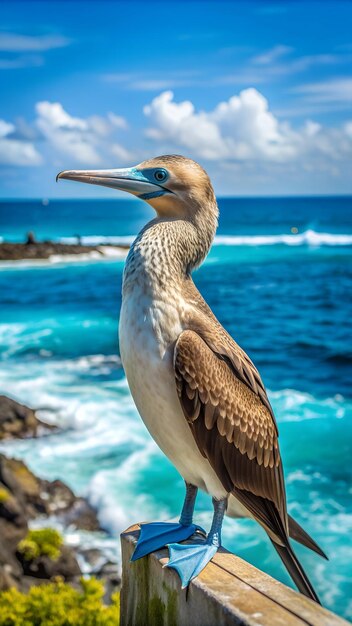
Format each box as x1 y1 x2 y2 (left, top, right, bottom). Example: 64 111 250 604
214 230 352 247
58 230 352 248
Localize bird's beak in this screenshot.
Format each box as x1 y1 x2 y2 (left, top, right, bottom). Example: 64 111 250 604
56 167 168 200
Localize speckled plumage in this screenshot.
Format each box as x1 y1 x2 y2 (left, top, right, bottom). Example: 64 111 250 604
118 156 325 602
58 155 326 601
120 221 286 535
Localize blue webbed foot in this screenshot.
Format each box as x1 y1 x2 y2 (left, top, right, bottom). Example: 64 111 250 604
131 522 204 562
165 542 218 588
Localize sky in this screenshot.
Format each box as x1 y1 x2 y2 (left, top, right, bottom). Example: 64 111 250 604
1 0 352 198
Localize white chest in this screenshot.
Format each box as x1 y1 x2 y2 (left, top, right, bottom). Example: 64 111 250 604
119 283 184 434
118 282 227 499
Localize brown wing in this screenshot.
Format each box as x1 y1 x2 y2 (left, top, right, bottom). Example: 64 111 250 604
182 278 276 421
174 329 289 543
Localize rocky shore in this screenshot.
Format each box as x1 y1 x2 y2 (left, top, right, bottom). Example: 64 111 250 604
0 395 56 440
0 395 120 600
0 238 129 262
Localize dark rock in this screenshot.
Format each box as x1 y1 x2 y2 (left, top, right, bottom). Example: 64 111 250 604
61 498 101 531
0 454 100 529
40 479 77 513
0 534 23 579
17 545 81 580
78 548 105 572
0 394 111 595
0 458 31 590
40 479 101 531
0 455 42 519
25 231 36 245
0 395 55 440
0 241 129 262
0 452 105 594
0 454 52 519
0 564 19 590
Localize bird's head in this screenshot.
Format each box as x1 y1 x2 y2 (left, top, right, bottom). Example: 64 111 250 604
57 155 217 223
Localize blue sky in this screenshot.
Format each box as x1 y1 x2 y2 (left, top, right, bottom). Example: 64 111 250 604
1 0 352 197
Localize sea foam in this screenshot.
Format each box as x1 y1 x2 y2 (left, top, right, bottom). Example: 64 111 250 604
1 348 351 616
58 230 352 248
1 229 350 272
214 230 352 246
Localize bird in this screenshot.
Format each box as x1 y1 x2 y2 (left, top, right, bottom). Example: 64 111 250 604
57 155 327 602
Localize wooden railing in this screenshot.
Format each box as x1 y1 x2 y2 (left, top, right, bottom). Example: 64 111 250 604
120 524 349 626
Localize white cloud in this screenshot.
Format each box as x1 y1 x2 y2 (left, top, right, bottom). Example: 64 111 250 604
37 102 88 130
0 121 15 137
292 77 352 103
0 32 71 72
286 54 339 73
108 112 128 130
0 54 44 69
35 101 129 165
211 89 299 160
144 89 299 161
144 91 225 159
0 118 42 166
268 54 350 82
0 140 41 166
110 143 135 162
85 116 111 137
143 89 352 170
102 49 351 94
1 91 351 194
252 45 293 65
0 33 71 52
102 70 200 91
131 79 189 91
36 102 101 164
250 47 350 81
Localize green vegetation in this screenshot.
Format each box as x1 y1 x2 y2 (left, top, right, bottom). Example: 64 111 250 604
0 578 120 626
17 528 63 561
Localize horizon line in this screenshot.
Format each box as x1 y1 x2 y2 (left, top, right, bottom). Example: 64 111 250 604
1 193 352 202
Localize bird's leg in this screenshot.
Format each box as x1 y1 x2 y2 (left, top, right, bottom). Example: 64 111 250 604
131 482 203 562
179 482 197 526
165 497 227 588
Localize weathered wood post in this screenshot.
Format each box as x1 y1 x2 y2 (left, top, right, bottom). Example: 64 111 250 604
120 524 349 626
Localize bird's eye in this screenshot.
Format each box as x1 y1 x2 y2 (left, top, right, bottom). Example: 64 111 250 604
154 169 167 182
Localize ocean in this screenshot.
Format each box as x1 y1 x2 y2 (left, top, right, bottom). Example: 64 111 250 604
0 196 351 619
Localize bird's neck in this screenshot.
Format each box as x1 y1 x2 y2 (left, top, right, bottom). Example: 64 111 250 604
123 209 217 295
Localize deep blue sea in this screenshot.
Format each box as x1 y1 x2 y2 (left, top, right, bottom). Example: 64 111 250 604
0 196 351 619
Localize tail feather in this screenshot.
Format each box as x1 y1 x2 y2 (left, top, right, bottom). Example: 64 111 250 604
288 514 328 560
271 539 321 604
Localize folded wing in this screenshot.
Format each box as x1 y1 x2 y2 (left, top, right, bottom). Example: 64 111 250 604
174 329 288 542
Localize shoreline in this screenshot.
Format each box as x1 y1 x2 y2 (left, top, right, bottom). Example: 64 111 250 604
0 394 120 599
0 241 129 263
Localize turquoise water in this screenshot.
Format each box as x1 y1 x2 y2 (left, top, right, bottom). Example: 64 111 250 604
0 197 351 618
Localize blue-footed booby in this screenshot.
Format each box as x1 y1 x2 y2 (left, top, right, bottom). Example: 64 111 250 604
57 155 327 602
